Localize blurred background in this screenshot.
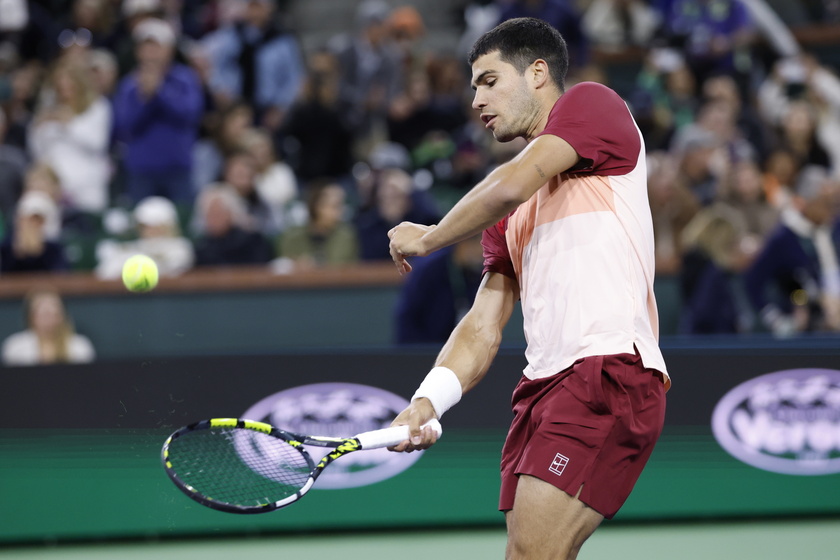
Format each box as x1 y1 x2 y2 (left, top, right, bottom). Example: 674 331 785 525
1 0 840 557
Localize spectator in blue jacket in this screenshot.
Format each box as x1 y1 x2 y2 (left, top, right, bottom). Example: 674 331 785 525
112 18 204 205
744 168 840 335
201 0 305 133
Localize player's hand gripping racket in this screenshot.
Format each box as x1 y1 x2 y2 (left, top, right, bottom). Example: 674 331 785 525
161 417 442 514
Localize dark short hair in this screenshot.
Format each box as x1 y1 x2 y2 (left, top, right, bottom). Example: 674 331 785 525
468 17 568 92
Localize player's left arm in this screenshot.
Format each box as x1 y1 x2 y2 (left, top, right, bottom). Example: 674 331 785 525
388 134 579 274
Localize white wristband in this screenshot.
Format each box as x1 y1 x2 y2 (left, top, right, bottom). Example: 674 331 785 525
411 366 462 419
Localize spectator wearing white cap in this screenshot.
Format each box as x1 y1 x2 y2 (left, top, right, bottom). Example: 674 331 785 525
109 0 164 75
0 190 68 273
112 17 203 206
94 195 194 279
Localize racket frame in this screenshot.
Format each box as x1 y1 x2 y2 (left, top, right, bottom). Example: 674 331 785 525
161 418 388 514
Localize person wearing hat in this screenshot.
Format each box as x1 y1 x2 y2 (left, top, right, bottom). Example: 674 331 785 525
94 195 194 279
112 17 203 205
0 190 68 273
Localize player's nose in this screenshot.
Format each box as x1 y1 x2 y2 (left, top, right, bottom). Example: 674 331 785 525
472 92 486 111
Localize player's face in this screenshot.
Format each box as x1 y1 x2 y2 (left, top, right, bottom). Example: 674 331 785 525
471 51 540 142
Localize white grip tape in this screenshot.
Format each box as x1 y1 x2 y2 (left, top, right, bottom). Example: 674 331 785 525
411 366 462 419
356 419 443 449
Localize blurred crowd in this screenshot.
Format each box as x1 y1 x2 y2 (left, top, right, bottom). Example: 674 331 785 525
1 0 840 357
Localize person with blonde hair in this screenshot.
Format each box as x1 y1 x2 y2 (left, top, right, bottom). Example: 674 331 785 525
27 56 112 213
2 288 95 366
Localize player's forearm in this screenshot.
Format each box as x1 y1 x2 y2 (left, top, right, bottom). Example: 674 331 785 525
410 272 518 419
434 309 505 394
435 273 518 394
421 158 536 253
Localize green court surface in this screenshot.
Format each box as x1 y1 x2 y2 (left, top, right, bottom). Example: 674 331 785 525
4 518 838 559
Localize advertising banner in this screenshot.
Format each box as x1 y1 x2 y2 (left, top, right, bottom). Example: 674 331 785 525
2 344 840 544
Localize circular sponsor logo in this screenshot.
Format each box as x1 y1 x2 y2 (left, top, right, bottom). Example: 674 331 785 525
711 368 840 475
241 382 423 489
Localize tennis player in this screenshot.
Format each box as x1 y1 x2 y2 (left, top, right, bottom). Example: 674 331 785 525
388 18 670 559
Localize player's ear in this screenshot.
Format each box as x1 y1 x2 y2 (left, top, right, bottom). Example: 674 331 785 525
531 59 550 89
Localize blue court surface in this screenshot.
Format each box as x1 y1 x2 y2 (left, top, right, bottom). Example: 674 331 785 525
4 518 838 559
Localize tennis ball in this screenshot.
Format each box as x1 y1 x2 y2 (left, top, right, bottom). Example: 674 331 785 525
122 254 159 293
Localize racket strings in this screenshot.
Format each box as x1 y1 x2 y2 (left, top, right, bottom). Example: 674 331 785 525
167 428 312 508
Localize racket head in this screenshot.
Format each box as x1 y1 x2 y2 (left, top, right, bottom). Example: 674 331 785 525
161 418 317 514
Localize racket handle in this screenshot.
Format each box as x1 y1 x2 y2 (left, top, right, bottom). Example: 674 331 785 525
356 419 443 449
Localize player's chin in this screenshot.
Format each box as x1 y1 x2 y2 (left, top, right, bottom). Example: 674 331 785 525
493 130 519 143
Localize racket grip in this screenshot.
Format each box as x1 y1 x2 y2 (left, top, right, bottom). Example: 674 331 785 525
356 419 443 449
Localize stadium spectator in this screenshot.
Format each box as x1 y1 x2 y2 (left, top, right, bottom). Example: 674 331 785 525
111 0 166 76
355 149 440 261
647 150 700 274
0 106 28 225
581 0 660 51
241 127 298 231
20 162 62 231
678 204 754 334
216 149 279 236
277 178 359 269
744 167 840 335
112 18 203 205
328 0 403 157
192 101 253 193
0 0 61 65
201 0 305 133
702 72 772 163
280 49 355 183
28 56 112 214
388 54 469 152
1 287 95 366
670 125 724 206
653 0 757 88
192 185 275 266
94 195 193 279
718 157 780 246
757 53 840 173
87 48 119 98
631 49 698 152
1 60 42 151
0 190 67 273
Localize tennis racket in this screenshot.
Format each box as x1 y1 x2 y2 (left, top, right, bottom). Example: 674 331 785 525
161 417 442 514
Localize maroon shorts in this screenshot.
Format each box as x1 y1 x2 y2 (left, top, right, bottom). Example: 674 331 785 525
499 351 666 519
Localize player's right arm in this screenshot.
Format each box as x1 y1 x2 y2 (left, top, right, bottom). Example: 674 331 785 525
390 270 519 451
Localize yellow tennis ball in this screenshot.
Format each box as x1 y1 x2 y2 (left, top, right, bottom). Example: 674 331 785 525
122 254 159 293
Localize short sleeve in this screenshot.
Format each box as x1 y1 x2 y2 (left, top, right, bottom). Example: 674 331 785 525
538 82 641 175
482 217 516 279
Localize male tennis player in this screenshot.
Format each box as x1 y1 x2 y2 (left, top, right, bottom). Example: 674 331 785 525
388 17 670 559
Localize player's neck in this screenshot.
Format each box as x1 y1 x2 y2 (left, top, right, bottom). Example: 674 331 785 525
525 94 560 142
